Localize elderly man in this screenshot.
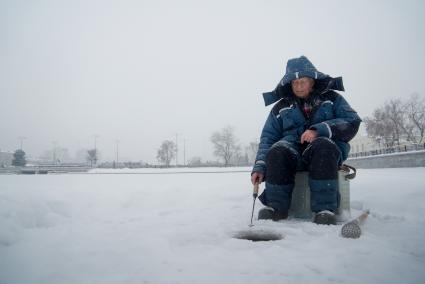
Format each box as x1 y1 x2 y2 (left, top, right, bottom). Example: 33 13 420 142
251 55 361 225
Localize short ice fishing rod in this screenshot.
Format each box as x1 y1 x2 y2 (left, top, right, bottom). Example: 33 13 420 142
249 182 259 227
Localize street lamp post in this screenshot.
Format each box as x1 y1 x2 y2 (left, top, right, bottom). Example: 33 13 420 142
52 140 58 165
183 139 186 166
94 134 99 166
116 140 119 168
18 136 26 150
175 133 178 167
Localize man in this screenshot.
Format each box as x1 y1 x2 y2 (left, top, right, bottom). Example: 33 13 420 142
251 55 361 225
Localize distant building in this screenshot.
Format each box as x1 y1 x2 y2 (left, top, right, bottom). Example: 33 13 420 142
349 134 424 158
0 151 13 167
349 135 379 154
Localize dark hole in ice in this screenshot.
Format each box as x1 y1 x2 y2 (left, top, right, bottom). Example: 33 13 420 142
233 229 283 242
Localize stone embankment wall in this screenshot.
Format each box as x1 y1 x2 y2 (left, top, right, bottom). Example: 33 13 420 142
346 151 425 169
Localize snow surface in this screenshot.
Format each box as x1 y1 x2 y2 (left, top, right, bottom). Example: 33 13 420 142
1 167 424 284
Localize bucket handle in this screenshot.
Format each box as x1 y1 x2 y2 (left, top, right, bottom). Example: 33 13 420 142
340 164 356 180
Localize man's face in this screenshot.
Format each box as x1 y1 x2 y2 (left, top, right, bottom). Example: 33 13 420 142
291 77 315 99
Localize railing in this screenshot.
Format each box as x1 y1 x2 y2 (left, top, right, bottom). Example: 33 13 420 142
0 165 91 175
348 143 425 158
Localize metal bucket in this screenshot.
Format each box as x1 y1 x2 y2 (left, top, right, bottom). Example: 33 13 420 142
288 169 352 220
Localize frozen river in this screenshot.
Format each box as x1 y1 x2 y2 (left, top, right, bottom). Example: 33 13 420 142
1 167 424 284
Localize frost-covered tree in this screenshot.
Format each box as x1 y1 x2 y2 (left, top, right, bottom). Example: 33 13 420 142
246 141 259 164
365 95 425 147
364 100 404 147
364 110 391 146
210 126 241 167
157 140 176 167
404 93 425 144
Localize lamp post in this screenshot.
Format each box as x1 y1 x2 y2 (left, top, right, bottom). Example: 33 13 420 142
94 134 99 166
18 136 26 150
52 141 58 165
175 133 178 167
183 139 186 166
116 140 119 168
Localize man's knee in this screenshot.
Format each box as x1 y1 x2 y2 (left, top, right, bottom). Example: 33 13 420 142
266 142 299 185
303 137 341 162
309 137 339 152
267 145 296 164
304 137 341 180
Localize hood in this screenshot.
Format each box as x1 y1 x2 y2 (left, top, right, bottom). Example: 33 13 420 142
262 55 345 106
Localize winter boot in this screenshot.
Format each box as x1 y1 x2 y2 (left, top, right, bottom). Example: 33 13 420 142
258 206 288 221
313 210 337 225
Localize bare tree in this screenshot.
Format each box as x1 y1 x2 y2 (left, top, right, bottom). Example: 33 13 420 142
245 140 259 165
384 99 404 146
210 126 241 167
157 140 176 167
364 100 404 147
365 95 425 147
86 149 98 167
404 93 425 144
41 147 70 164
364 108 391 146
232 152 249 166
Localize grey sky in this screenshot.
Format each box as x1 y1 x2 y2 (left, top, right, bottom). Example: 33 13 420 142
1 0 424 163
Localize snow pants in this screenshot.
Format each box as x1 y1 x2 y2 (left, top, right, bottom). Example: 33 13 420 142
258 137 341 214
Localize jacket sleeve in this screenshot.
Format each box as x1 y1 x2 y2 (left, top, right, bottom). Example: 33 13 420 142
309 95 361 142
252 111 283 174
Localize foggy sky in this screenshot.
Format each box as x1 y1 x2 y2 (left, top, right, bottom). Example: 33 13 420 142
1 0 424 163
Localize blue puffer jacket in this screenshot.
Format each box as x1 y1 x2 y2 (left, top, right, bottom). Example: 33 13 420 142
252 56 361 175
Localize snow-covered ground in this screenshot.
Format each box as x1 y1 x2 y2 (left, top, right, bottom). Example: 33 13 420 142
1 167 424 284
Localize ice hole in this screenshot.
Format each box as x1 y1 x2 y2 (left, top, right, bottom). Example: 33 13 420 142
233 229 283 242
